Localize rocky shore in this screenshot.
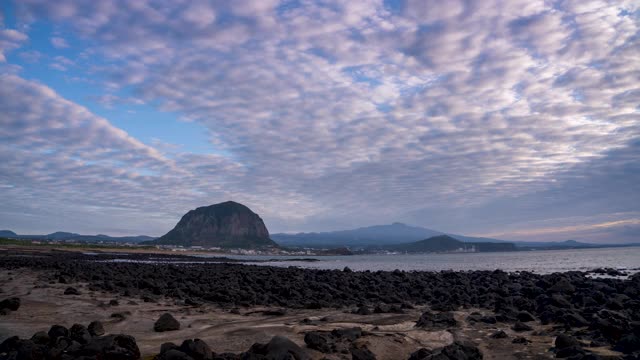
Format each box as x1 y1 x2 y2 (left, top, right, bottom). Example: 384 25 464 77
0 248 639 359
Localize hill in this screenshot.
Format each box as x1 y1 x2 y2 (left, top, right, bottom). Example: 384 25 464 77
0 230 17 238
387 235 517 253
147 201 277 248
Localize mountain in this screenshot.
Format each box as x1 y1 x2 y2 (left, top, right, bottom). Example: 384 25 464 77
0 230 17 238
388 235 516 253
45 231 80 240
272 222 443 248
271 223 627 250
147 201 277 248
0 230 154 243
271 222 513 248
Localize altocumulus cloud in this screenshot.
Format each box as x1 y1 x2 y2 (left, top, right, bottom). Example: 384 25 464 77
0 0 638 241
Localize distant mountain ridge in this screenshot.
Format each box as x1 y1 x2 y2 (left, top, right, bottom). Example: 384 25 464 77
271 223 627 249
146 201 277 248
271 222 442 248
0 229 154 243
4 222 634 250
271 222 509 248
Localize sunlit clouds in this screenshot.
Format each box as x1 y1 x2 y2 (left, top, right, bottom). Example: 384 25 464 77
0 0 638 241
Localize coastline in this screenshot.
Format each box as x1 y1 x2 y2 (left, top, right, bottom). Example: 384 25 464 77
1 248 638 359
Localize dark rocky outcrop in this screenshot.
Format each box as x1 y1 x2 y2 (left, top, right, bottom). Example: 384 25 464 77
148 201 276 248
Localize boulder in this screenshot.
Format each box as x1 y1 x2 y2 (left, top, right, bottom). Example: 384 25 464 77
303 331 334 353
0 336 20 354
75 334 140 360
491 330 508 339
512 337 530 344
549 279 576 294
243 335 309 360
353 306 372 315
614 334 640 354
511 322 533 332
160 342 179 354
30 331 50 345
88 321 105 337
157 349 194 360
415 311 458 329
408 348 433 360
64 287 81 295
16 340 47 360
0 297 21 311
555 345 585 358
409 341 482 360
154 313 181 332
516 311 535 322
303 327 362 354
179 339 213 360
47 325 69 342
69 324 92 344
555 334 579 349
350 343 376 360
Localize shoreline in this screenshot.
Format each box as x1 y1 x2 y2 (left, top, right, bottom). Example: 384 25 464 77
1 248 639 359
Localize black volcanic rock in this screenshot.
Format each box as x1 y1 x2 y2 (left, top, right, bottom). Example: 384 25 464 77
154 313 181 332
0 297 20 312
150 201 276 248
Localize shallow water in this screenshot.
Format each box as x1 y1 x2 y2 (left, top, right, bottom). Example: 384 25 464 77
220 246 640 274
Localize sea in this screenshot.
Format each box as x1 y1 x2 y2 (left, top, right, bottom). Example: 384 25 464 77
220 246 640 274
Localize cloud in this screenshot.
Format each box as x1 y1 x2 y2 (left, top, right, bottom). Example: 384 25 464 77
2 0 639 241
50 36 69 48
0 28 28 62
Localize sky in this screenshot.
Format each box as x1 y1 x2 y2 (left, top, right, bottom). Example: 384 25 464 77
0 0 639 243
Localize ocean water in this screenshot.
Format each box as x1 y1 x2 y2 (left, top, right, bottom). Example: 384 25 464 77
222 246 640 274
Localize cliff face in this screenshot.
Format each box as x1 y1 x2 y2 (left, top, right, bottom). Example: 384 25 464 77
151 201 276 248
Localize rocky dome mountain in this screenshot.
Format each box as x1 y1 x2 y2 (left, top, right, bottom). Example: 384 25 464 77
148 201 277 248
